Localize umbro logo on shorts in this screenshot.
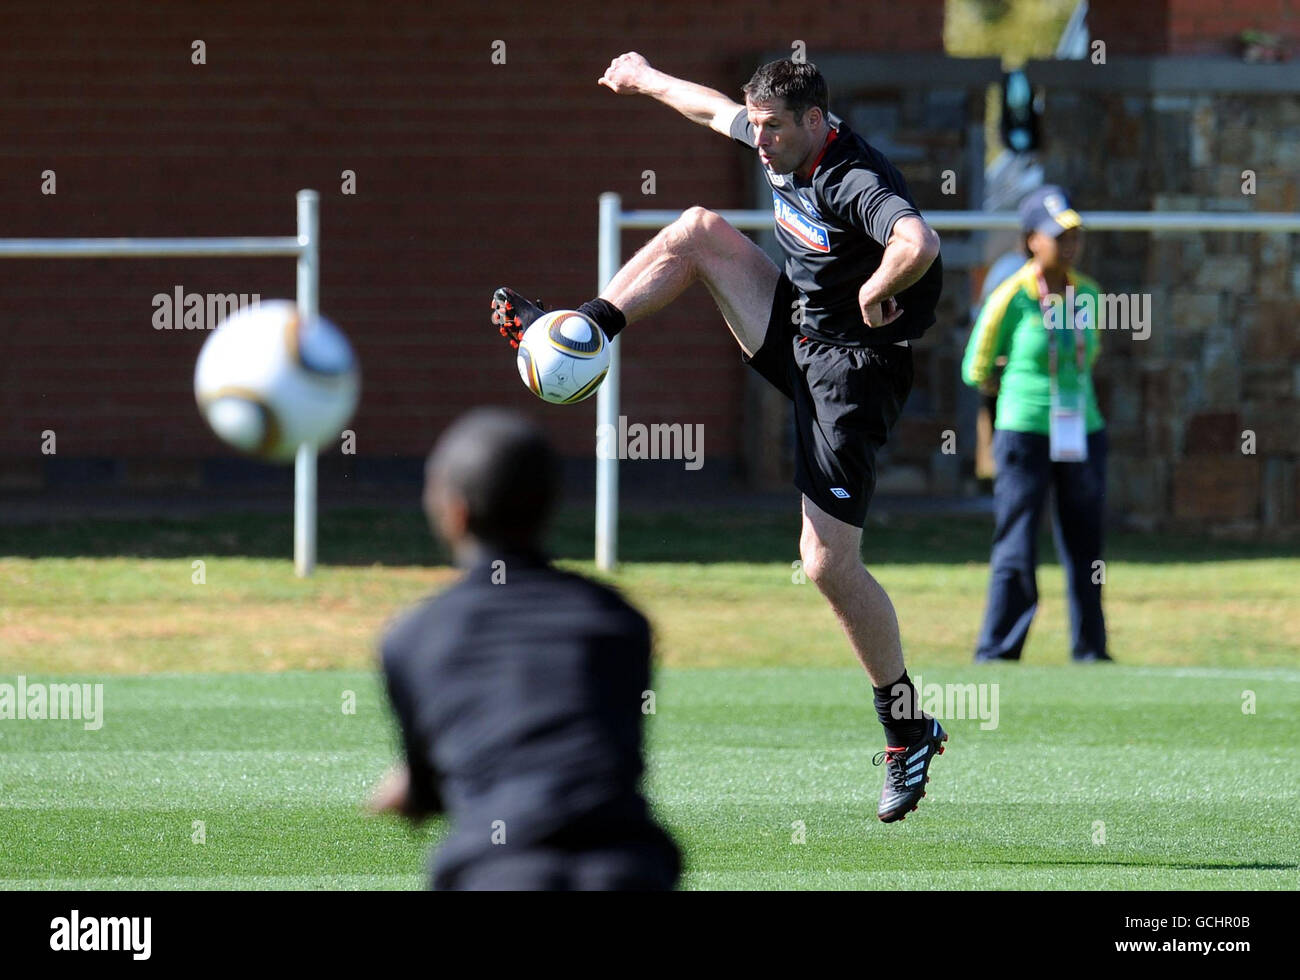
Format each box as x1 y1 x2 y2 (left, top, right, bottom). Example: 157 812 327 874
830 487 850 499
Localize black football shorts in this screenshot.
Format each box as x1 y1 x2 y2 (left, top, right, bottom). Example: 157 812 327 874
743 273 913 527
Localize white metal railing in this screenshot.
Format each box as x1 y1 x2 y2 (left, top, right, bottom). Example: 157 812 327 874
1 189 322 576
595 191 1300 570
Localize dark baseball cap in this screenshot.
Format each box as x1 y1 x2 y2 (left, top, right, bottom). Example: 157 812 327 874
1019 185 1083 237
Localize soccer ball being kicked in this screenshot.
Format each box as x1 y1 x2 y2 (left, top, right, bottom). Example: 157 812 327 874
515 310 609 405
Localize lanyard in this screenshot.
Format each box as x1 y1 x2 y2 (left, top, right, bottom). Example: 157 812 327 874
1034 268 1087 388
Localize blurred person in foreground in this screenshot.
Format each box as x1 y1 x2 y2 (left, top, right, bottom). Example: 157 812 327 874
961 186 1111 663
366 407 680 890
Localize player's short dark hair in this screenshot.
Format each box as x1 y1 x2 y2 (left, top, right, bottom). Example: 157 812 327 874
425 408 559 549
742 60 829 124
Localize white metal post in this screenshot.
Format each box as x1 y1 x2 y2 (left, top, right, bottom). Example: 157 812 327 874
294 189 320 577
0 192 320 572
595 192 622 572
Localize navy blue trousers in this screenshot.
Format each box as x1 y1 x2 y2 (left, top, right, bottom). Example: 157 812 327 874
975 428 1108 662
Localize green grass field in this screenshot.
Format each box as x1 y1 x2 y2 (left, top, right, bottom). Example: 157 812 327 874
1 508 1297 889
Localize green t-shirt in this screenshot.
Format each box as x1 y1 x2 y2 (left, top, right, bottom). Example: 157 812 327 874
962 260 1105 435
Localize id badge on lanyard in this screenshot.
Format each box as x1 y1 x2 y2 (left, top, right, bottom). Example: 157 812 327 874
1037 270 1088 462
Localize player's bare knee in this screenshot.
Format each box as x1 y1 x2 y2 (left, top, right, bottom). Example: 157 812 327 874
678 205 714 229
657 207 710 260
799 536 837 589
677 206 725 249
802 533 861 596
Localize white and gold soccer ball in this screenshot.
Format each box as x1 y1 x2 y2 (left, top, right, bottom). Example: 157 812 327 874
194 300 360 462
515 310 609 404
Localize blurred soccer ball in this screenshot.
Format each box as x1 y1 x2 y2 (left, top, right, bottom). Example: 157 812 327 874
194 300 360 462
516 310 609 404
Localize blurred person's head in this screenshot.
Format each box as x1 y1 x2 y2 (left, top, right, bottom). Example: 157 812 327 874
424 408 559 564
742 60 830 176
1019 185 1084 271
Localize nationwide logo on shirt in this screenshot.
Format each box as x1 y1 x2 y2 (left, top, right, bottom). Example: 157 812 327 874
773 194 831 253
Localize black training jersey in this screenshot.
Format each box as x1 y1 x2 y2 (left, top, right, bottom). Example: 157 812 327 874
730 108 943 348
379 549 676 888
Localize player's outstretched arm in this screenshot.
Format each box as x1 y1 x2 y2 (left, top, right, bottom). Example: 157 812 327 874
599 52 742 135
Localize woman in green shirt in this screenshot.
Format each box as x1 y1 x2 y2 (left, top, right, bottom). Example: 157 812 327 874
962 185 1110 663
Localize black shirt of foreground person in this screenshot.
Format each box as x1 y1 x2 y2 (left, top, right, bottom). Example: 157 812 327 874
374 408 679 890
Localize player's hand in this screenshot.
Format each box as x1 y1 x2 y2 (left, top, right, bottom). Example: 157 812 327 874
861 295 903 328
598 52 652 95
365 764 413 817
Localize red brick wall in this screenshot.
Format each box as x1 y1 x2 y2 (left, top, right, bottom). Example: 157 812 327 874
1090 0 1296 55
0 0 944 470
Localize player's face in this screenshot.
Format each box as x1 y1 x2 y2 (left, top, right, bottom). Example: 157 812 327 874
746 98 818 175
424 477 470 550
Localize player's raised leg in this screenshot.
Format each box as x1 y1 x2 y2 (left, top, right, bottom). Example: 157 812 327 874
799 494 946 822
598 206 780 356
493 206 780 357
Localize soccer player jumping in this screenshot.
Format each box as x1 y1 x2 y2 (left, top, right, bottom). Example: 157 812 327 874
492 53 947 822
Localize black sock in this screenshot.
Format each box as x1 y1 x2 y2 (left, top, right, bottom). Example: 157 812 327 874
577 298 627 341
873 671 924 746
